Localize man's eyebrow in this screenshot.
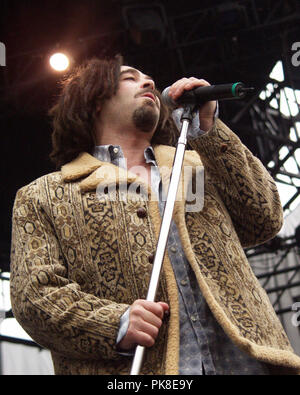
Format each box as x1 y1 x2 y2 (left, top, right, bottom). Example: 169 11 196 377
120 68 153 80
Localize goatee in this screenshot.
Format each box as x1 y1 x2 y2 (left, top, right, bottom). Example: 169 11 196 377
132 104 158 133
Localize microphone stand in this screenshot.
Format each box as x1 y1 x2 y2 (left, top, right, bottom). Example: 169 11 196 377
130 105 194 375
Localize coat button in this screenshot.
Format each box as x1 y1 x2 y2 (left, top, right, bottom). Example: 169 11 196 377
220 144 228 153
148 253 155 264
137 207 147 218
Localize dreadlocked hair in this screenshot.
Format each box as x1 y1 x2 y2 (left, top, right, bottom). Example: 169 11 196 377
49 55 179 168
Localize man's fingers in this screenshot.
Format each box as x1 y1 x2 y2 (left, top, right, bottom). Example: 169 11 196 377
126 314 161 348
158 301 169 310
118 300 169 350
157 301 170 315
132 299 169 321
134 320 160 340
131 306 163 329
131 330 156 348
169 77 211 100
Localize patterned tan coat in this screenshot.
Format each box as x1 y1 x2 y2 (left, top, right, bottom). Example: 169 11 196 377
10 119 300 374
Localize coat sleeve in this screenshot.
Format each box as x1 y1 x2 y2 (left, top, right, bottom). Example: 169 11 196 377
10 183 129 361
188 118 283 248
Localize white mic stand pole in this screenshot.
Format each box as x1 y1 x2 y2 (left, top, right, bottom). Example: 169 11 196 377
130 106 194 375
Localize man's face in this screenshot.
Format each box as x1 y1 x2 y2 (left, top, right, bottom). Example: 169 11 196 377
99 65 161 134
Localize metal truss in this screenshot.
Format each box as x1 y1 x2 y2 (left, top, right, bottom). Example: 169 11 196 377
163 0 300 82
230 54 300 213
232 32 300 336
247 233 300 311
246 232 300 346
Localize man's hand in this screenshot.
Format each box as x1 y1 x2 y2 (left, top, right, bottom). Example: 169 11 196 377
117 299 169 351
168 77 217 132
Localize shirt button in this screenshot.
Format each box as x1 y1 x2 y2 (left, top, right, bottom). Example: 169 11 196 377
137 207 147 218
170 246 177 253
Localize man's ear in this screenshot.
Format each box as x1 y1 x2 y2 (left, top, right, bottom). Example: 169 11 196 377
95 101 101 116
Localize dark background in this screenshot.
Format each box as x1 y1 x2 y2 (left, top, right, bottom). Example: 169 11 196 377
1 0 300 272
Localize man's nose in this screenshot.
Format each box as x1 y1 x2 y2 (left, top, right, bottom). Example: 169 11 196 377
141 79 155 90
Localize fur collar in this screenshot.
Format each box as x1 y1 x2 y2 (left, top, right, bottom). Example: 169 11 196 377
61 146 203 196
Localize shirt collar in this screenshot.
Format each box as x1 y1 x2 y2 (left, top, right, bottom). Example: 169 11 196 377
93 144 123 162
92 144 157 168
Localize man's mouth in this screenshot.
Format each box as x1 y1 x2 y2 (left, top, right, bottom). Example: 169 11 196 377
140 92 156 102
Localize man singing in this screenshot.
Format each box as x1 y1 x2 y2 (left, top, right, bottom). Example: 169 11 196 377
10 55 300 374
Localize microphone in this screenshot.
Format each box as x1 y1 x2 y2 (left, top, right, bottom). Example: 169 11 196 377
161 82 254 108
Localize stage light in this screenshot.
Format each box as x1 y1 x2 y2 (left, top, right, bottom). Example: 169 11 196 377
49 52 70 71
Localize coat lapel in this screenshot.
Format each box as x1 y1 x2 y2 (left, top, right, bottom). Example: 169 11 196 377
61 152 103 181
61 152 143 192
